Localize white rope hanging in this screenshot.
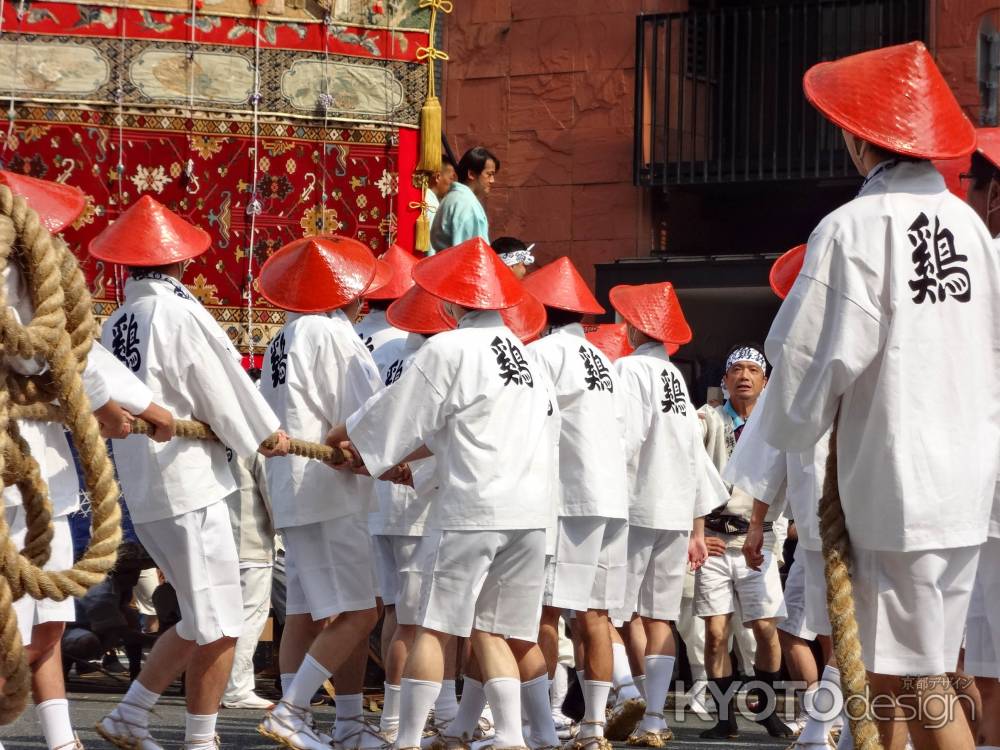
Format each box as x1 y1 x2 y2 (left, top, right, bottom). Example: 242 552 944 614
242 10 264 362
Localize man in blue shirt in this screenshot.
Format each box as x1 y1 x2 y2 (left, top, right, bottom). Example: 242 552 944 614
430 146 499 252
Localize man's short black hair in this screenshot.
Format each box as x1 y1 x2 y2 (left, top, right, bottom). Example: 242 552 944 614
969 151 999 191
547 308 585 327
490 236 526 256
441 154 457 172
457 146 500 183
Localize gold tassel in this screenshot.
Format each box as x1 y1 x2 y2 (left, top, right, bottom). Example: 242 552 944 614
417 94 442 174
414 210 431 253
415 0 450 174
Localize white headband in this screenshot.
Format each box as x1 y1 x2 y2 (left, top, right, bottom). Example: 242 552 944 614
725 346 767 373
499 243 535 267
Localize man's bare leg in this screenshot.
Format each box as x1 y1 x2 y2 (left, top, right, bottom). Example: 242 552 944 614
974 676 1000 747
25 623 77 749
701 614 739 739
469 629 526 748
332 636 371 745
539 607 561 678
746 617 791 737
511 639 559 747
869 672 970 750
948 652 980 740
279 614 328 692
381 606 416 739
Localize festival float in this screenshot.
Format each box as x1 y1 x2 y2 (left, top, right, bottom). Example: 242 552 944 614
0 0 445 363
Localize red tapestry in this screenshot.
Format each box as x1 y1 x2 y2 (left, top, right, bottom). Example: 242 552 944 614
3 105 402 353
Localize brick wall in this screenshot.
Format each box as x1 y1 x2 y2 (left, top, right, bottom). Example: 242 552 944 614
440 0 686 286
934 1 1000 124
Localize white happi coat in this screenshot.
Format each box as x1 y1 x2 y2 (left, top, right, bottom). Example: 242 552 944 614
356 309 409 386
102 273 279 524
723 388 828 552
261 309 382 529
348 310 557 531
527 323 627 520
756 161 1000 552
369 332 434 537
616 342 727 530
3 260 152 516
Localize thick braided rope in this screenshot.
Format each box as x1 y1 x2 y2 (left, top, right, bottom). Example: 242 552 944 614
819 418 883 750
12 402 350 465
0 187 122 724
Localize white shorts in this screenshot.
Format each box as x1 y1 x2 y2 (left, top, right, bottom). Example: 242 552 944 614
612 526 689 623
801 548 832 636
543 516 627 612
412 528 546 641
283 512 378 621
965 537 1000 678
6 508 75 646
694 542 787 624
778 555 816 640
852 545 979 676
134 501 243 645
373 533 423 610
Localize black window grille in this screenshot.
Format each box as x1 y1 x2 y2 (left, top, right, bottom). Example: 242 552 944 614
634 0 928 186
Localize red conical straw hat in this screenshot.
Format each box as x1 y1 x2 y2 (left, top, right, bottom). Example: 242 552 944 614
769 244 807 300
500 291 547 343
366 243 418 300
0 171 86 234
413 237 525 310
364 257 395 297
974 127 1000 170
803 42 975 160
89 195 210 266
584 323 633 362
521 256 605 315
386 284 456 335
609 282 692 347
259 235 377 313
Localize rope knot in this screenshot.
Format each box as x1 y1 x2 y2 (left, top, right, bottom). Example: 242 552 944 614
416 46 449 63
418 0 453 13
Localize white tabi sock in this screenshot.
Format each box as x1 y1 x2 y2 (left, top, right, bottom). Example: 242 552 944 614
334 693 364 741
282 654 331 711
444 677 486 738
637 656 674 733
434 679 459 723
36 698 75 749
380 682 401 735
280 673 295 697
581 680 612 737
551 667 567 712
484 677 525 749
521 675 559 747
612 643 641 703
800 665 842 744
117 681 160 729
185 712 217 749
398 679 440 749
635 674 647 701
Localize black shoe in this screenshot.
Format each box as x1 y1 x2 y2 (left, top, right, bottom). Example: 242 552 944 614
701 675 740 739
757 711 794 738
699 718 739 740
750 669 794 739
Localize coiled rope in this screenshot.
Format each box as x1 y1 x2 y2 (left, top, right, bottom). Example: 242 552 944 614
0 185 122 724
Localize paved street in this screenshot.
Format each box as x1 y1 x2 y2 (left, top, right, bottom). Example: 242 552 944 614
0 673 794 750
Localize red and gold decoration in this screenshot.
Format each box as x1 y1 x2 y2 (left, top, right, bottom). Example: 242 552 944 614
0 0 435 353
